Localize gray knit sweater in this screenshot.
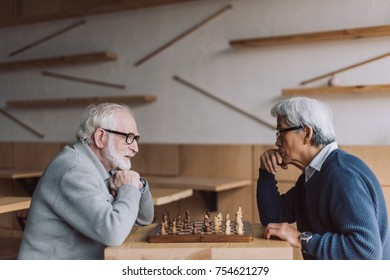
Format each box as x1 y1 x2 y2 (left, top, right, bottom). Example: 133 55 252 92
18 141 154 260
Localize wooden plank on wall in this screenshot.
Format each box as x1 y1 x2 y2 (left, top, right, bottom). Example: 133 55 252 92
12 142 62 169
0 142 13 168
0 51 117 71
218 185 254 222
179 144 252 179
282 84 390 96
6 95 156 108
132 144 180 176
21 0 62 18
229 24 390 48
340 145 390 185
0 0 15 21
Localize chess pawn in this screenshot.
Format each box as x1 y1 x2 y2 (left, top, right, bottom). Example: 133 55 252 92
225 219 231 235
172 218 178 233
160 222 168 235
162 210 170 230
192 223 198 234
213 216 220 231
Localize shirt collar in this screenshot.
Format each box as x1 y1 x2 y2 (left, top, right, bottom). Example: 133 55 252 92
305 142 338 182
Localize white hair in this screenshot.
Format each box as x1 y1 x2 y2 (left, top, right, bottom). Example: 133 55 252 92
76 103 133 144
271 97 336 145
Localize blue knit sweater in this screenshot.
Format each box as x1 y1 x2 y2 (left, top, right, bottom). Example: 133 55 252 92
257 149 390 259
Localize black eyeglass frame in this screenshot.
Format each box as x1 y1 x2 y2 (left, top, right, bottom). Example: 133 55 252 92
102 128 140 144
276 126 303 138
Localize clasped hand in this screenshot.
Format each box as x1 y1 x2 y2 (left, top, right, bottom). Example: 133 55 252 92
109 170 143 197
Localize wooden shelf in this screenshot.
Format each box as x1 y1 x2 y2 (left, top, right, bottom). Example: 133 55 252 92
282 84 390 96
0 51 117 71
230 24 390 48
6 95 157 108
0 1 198 28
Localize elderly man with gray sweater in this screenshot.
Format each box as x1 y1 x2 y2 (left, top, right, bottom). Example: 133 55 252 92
18 103 154 260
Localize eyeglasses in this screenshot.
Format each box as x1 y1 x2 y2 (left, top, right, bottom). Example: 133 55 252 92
276 126 303 139
102 128 140 144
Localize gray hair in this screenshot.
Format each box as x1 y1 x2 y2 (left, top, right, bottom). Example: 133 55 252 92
76 103 133 144
271 97 336 145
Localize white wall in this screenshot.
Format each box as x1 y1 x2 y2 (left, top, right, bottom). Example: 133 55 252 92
1 0 390 145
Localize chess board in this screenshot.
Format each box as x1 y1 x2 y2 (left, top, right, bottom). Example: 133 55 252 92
147 221 253 243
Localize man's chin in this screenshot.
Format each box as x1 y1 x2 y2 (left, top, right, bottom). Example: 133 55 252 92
118 161 131 170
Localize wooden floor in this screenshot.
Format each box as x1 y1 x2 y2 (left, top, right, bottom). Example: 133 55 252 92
0 237 21 260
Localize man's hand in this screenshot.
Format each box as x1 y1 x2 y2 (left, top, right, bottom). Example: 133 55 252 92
263 222 302 249
260 149 288 175
110 170 142 196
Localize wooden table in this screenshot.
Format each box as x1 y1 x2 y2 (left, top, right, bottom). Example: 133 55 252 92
0 196 31 214
150 187 193 206
105 223 294 260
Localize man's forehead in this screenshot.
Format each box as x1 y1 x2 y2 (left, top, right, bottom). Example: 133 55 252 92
113 112 137 129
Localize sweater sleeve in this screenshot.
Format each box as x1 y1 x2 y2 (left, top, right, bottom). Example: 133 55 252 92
53 166 143 247
257 168 297 225
134 178 154 226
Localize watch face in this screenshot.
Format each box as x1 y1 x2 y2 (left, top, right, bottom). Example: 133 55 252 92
301 232 313 242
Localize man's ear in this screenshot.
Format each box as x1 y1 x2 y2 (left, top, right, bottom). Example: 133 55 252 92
93 128 106 148
303 126 314 144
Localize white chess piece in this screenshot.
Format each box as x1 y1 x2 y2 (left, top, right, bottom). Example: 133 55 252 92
225 219 231 235
214 215 220 231
237 219 244 235
217 212 223 228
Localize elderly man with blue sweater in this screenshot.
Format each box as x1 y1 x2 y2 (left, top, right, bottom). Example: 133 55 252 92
18 103 154 259
257 97 390 260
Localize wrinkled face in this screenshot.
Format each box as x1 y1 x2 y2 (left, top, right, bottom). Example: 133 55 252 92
275 115 304 166
102 111 139 171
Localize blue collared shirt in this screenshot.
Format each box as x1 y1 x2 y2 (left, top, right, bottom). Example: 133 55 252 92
305 142 339 182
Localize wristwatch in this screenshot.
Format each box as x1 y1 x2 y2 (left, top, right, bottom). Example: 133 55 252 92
300 231 313 252
139 177 147 193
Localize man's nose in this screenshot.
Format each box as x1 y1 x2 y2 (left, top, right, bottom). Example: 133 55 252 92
129 141 139 153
